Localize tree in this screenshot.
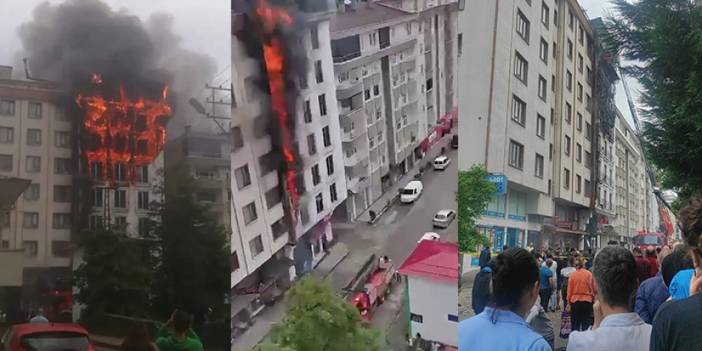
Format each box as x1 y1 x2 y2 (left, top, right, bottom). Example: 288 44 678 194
150 169 230 327
269 277 380 351
74 227 155 323
457 166 496 252
250 344 296 351
606 0 702 199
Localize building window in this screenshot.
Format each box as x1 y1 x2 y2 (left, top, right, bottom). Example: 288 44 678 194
23 212 39 229
553 41 557 59
374 84 380 96
0 154 12 171
539 39 548 64
585 179 592 197
89 215 103 230
322 126 331 147
568 9 574 29
52 241 72 257
303 100 312 123
0 127 13 143
576 143 582 162
231 251 240 271
587 66 592 84
136 165 148 183
114 189 127 209
457 33 463 56
312 164 321 185
511 95 527 126
566 70 573 91
585 151 592 169
310 26 319 49
315 193 324 213
55 131 71 148
23 241 38 257
52 213 71 229
27 102 43 119
577 83 583 101
574 174 583 194
137 191 149 210
330 183 338 202
54 158 71 175
364 89 371 101
0 213 9 228
314 60 324 83
579 25 584 44
585 122 592 140
516 10 530 43
265 187 282 209
249 235 264 257
410 313 424 323
326 155 334 175
565 103 572 124
541 3 549 28
535 153 544 178
26 156 41 173
307 134 317 156
114 162 127 181
564 168 571 189
564 135 571 156
318 94 327 116
567 39 573 60
509 140 524 170
93 188 104 207
577 113 583 131
137 217 150 236
578 54 584 72
538 76 547 101
536 114 546 139
514 51 528 84
243 202 258 225
26 129 41 146
0 100 15 116
235 165 251 190
586 94 592 111
271 218 287 240
24 183 40 201
232 126 244 151
53 185 71 203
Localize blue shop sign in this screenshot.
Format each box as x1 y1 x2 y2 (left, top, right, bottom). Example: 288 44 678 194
486 173 507 195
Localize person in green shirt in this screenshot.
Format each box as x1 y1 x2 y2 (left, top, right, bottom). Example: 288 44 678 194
155 310 204 351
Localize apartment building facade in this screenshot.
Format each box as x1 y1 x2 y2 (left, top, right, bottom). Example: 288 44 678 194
330 0 458 219
230 0 346 291
613 110 647 242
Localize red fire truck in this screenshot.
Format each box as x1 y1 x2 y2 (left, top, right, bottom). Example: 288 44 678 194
343 254 397 323
634 231 667 250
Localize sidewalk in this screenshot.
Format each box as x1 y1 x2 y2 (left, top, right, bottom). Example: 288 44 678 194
231 242 350 351
355 132 454 223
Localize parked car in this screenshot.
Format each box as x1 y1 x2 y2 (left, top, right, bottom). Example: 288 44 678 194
433 209 456 228
433 156 451 170
400 180 423 204
451 134 458 149
418 232 441 243
1 323 95 351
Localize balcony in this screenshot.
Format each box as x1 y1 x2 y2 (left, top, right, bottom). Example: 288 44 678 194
342 125 367 142
336 79 363 100
339 106 366 132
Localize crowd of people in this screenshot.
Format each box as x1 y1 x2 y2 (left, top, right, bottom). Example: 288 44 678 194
459 197 702 351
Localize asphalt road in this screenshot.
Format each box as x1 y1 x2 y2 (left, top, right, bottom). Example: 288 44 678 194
331 148 458 290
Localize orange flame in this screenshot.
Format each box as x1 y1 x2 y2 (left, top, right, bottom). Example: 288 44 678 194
256 0 300 225
76 79 171 184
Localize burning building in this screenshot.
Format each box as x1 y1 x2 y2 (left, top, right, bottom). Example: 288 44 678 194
230 0 347 324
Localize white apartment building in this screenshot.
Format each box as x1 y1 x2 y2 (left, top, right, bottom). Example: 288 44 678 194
613 110 647 242
230 0 346 291
330 0 458 219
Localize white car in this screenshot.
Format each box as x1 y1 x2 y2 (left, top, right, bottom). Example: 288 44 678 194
433 209 456 228
433 156 451 170
418 232 441 243
400 180 423 204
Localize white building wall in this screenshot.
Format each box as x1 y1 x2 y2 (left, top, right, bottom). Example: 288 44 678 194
407 276 458 347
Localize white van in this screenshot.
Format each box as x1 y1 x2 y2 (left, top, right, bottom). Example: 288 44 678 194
433 156 451 170
400 180 423 203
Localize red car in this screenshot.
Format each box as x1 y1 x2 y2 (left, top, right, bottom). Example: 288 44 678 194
1 323 96 351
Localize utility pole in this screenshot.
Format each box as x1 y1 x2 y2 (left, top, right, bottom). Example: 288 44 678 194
203 84 232 134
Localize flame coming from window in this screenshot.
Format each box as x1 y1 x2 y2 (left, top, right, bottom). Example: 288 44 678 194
75 78 171 184
255 0 299 224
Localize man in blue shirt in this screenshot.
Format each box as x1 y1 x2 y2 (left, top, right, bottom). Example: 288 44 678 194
539 260 554 311
479 244 491 269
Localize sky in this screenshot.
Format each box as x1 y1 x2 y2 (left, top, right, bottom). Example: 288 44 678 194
580 0 643 130
0 0 230 85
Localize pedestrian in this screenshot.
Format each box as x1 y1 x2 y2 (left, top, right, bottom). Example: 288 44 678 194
29 308 48 323
539 259 555 312
121 321 158 351
503 245 508 252
561 257 576 310
526 295 555 350
543 255 559 311
566 246 651 351
479 244 491 269
528 242 535 253
633 247 653 284
414 333 425 351
472 264 492 315
660 245 694 295
458 248 551 350
567 257 595 332
646 246 659 277
155 310 204 351
651 198 702 351
635 248 671 324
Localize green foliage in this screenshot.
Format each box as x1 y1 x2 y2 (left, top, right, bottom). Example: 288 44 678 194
74 227 155 322
250 344 296 351
606 0 702 200
457 166 496 253
151 170 230 326
269 277 381 351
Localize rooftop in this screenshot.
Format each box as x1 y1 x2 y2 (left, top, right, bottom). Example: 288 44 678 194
330 2 411 33
398 240 457 282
